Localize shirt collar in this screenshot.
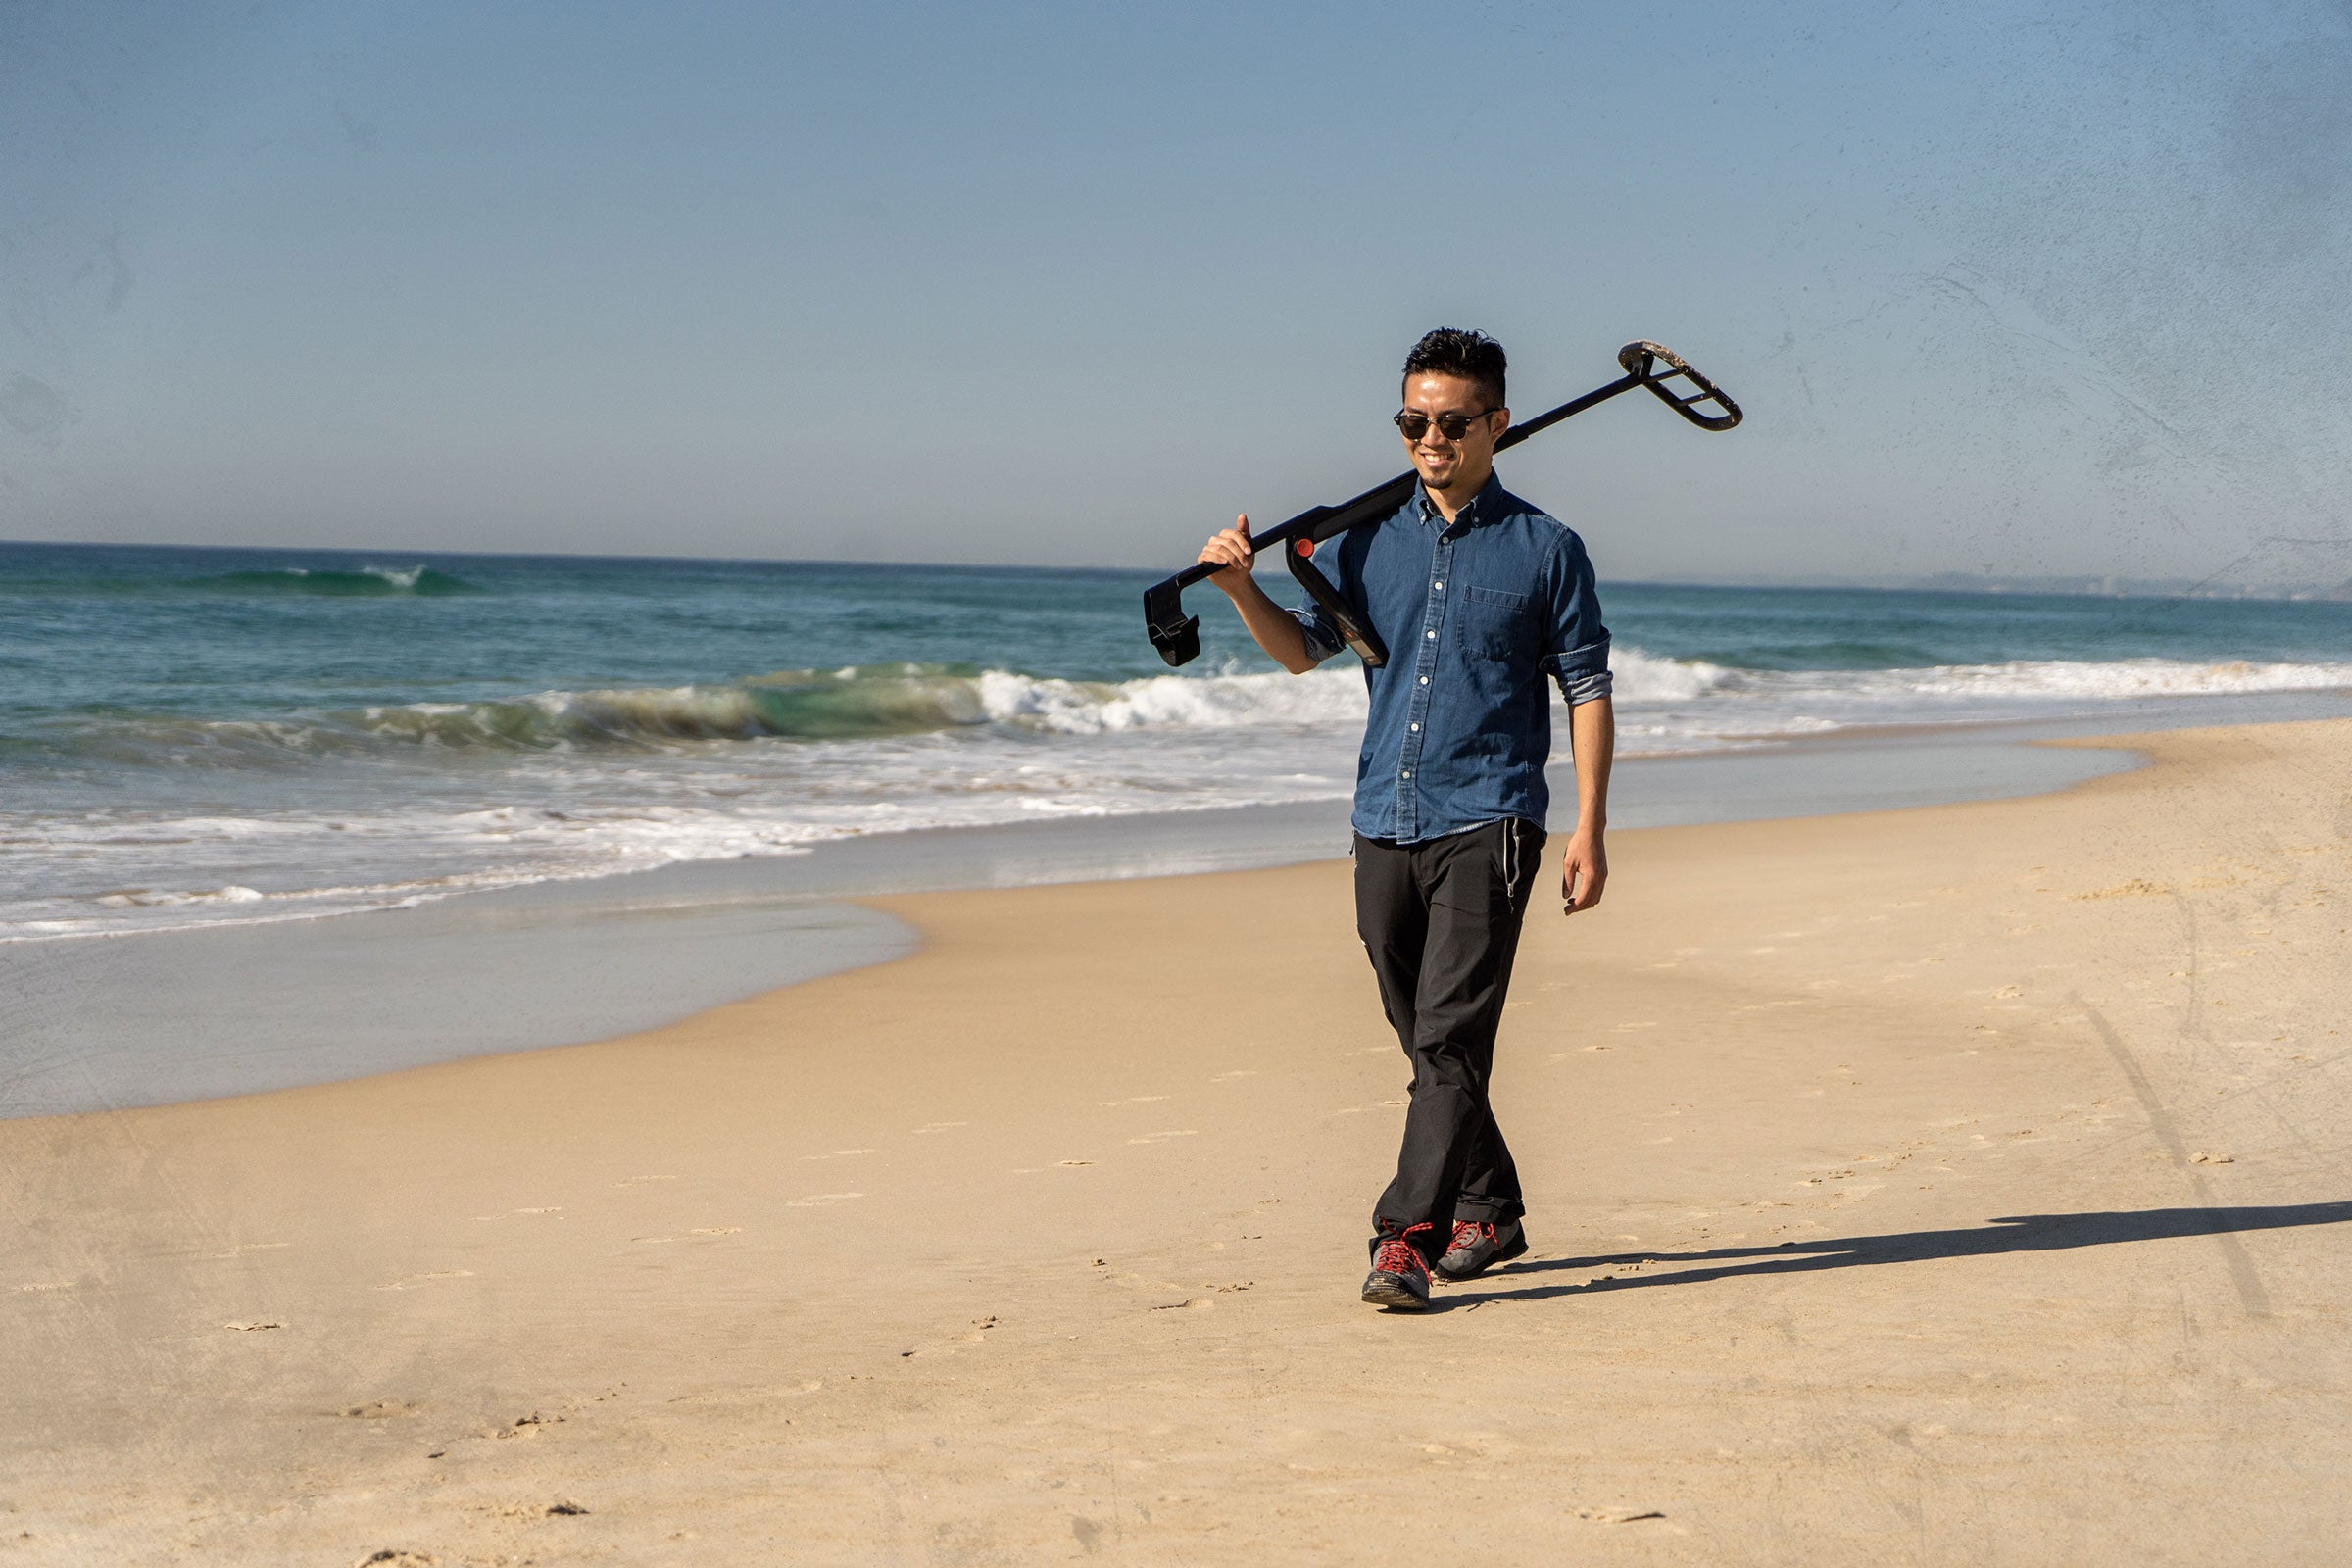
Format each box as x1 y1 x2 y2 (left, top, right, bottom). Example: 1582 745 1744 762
1413 469 1504 530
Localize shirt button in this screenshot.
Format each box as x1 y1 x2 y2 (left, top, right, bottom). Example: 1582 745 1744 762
1400 770 1411 778
1418 675 1429 685
1409 722 1420 731
1425 629 1436 640
1434 581 1445 591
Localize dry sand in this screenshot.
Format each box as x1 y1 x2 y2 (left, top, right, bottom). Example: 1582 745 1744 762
5 719 2350 1565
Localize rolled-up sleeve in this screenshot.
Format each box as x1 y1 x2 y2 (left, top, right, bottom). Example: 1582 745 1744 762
1537 530 1612 705
1287 602 1344 665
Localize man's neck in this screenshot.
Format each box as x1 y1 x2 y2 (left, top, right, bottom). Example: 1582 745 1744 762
1423 462 1493 525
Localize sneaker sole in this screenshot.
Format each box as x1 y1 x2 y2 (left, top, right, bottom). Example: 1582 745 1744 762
1360 1271 1431 1311
1432 1231 1531 1283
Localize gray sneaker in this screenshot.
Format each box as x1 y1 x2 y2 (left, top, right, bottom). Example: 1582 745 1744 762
1360 1229 1434 1311
1433 1218 1528 1282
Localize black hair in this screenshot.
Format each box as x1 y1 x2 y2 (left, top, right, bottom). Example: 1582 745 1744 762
1401 327 1506 410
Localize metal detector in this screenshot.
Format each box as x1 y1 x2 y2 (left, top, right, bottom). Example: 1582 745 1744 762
1142 340 1742 668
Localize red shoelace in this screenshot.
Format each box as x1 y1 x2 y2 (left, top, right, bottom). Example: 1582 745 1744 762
1449 1220 1497 1252
1373 1223 1434 1278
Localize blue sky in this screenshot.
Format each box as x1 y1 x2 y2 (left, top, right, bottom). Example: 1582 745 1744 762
3 1 2348 586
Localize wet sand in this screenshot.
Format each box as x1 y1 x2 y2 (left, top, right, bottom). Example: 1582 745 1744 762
1 713 2155 1119
4 719 2349 1563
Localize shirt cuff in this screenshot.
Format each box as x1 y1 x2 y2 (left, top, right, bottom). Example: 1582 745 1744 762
1288 608 1342 665
1557 669 1613 706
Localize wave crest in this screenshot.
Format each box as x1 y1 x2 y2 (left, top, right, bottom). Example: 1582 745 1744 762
55 663 1375 764
196 564 476 596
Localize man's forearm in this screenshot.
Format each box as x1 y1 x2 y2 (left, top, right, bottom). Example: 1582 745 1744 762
1220 574 1320 673
1569 695 1614 834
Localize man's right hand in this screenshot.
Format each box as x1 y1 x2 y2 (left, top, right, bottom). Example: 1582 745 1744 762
1197 514 1256 597
1195 513 1319 673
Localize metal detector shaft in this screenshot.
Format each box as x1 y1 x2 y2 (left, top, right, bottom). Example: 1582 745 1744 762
1142 340 1740 667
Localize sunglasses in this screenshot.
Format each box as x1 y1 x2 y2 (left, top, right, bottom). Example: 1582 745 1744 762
1393 408 1496 442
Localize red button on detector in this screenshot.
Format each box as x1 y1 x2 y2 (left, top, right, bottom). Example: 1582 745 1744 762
1295 538 1314 557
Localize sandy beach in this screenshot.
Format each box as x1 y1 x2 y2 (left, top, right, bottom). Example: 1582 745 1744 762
5 717 2349 1564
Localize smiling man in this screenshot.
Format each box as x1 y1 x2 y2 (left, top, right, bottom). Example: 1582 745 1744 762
1197 327 1615 1311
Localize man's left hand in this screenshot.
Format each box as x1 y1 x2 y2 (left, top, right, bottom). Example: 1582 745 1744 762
1561 830 1607 915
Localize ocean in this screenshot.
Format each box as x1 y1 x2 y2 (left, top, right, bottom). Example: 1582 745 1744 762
5 539 2349 944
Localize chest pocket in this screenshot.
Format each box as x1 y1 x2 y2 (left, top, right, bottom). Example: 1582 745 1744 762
1456 584 1533 660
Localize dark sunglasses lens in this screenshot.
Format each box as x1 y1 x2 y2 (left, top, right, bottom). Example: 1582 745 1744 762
1394 412 1478 441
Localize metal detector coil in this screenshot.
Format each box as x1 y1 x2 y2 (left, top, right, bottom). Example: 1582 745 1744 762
1142 339 1742 667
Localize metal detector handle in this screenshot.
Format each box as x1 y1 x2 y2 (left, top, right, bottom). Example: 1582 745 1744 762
1617 339 1742 431
1142 514 1333 668
1143 472 1414 667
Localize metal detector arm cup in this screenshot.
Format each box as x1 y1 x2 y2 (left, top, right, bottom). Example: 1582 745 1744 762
1142 579 1201 667
1618 340 1742 431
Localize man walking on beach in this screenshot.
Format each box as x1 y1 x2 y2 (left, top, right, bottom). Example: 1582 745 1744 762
1197 328 1614 1311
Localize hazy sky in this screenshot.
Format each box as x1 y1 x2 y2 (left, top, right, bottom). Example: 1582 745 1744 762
4 1 2348 586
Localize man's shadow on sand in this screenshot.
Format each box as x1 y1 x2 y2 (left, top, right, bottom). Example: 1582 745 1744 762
1446 1200 2352 1307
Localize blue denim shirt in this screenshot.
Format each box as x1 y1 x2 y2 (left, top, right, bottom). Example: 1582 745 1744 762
1290 470 1611 844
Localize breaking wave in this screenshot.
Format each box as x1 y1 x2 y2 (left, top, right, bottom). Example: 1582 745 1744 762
31 650 2352 770
42 663 1370 765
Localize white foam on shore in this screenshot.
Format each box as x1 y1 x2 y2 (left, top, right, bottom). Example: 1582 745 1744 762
6 650 2347 941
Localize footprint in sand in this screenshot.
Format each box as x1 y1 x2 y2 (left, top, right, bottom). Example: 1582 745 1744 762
787 1192 866 1207
514 1207 563 1216
801 1149 875 1161
903 1314 1004 1359
1212 1070 1257 1082
1056 1159 1096 1167
211 1242 292 1259
1126 1130 1200 1146
339 1399 420 1420
222 1320 284 1332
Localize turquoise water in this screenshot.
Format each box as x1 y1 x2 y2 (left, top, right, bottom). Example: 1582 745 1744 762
5 539 2348 939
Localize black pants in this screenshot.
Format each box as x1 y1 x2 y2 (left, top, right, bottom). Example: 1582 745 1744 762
1355 817 1545 1264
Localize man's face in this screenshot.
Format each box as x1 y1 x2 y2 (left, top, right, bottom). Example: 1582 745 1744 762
1398 371 1507 494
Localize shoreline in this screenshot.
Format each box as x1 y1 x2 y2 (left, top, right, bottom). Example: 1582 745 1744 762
0 710 2153 1121
11 685 2350 1122
4 715 2347 1560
